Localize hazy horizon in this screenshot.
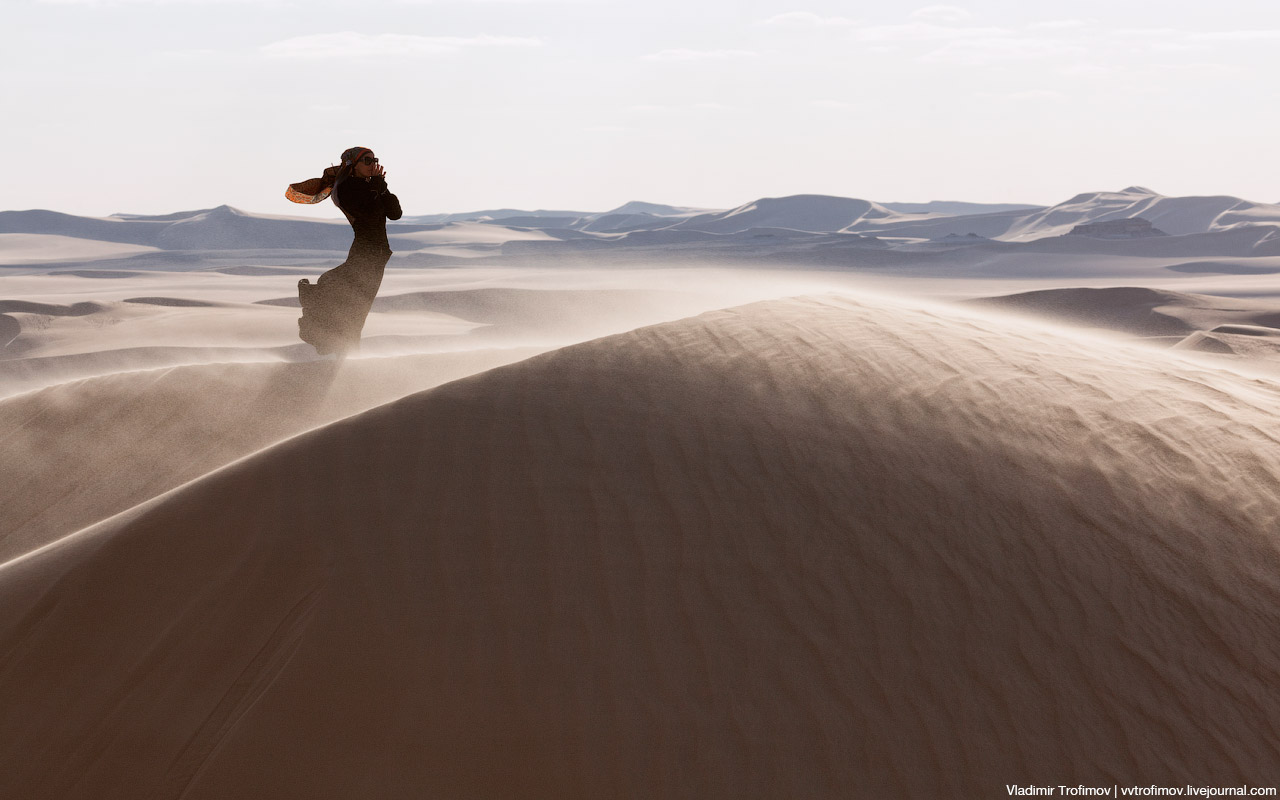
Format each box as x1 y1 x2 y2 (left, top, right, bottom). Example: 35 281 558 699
6 185 1278 224
8 0 1280 218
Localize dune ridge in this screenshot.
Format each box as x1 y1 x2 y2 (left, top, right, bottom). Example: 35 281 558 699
4 294 1280 797
967 286 1280 338
0 347 549 561
12 189 1280 278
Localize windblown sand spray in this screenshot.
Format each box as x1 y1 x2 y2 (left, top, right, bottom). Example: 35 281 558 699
0 348 550 562
3 293 1280 797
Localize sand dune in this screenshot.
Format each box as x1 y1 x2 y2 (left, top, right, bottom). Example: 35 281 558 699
388 221 561 246
1 300 312 359
0 233 160 265
0 339 525 399
398 206 593 225
5 294 1280 797
0 314 17 347
1 269 797 396
0 299 106 316
846 187 1280 246
9 192 1280 279
0 347 547 562
1001 187 1280 241
0 206 437 255
946 188 1274 245
675 194 904 233
0 209 170 247
369 287 724 338
966 286 1280 338
880 200 1042 215
1 298 480 363
2 345 301 397
49 269 150 279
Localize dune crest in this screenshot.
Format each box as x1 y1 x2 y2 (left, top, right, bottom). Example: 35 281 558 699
4 294 1280 797
0 347 549 561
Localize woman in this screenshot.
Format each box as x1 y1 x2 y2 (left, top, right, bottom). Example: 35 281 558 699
287 147 403 356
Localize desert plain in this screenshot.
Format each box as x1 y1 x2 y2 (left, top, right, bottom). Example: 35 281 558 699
5 187 1280 797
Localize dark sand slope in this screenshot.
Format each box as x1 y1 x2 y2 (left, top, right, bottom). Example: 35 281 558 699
0 347 546 561
4 295 1280 798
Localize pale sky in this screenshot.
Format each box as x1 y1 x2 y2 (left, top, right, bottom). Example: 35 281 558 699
5 0 1280 217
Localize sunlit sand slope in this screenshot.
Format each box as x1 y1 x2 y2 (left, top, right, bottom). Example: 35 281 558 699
4 294 1280 798
968 286 1280 337
0 347 546 561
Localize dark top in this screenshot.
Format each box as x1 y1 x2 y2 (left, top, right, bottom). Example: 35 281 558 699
334 175 403 256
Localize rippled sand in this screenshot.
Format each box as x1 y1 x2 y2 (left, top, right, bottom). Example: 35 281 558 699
4 293 1280 797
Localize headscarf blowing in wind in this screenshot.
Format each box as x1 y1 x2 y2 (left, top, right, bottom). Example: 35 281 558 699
287 146 403 356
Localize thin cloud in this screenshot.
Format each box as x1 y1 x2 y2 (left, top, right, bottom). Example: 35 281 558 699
1189 30 1280 41
1103 27 1280 52
985 89 1067 102
757 11 857 28
625 103 734 113
915 24 1277 67
157 48 229 60
1028 19 1092 31
840 12 1280 70
853 23 1012 43
1137 62 1243 78
398 0 597 3
911 5 971 24
43 0 264 4
261 32 543 59
921 36 1084 65
1111 27 1184 39
1105 28 1211 55
641 49 758 62
1058 63 1112 77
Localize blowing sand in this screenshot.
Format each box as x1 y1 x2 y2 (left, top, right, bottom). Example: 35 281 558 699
0 347 548 561
4 292 1280 797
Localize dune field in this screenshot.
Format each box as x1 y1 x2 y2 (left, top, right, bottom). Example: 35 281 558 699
5 191 1280 796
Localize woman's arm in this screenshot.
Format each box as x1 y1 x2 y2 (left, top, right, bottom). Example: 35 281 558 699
370 163 402 221
337 174 402 221
375 175 403 221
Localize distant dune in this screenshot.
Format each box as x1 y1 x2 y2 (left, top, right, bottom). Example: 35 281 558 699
879 200 1043 215
0 233 160 265
998 187 1280 241
7 189 1280 274
5 294 1280 797
967 286 1280 341
673 194 904 233
850 187 1280 245
0 299 105 316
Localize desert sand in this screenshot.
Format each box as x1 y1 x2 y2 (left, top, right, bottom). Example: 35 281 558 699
4 191 1280 796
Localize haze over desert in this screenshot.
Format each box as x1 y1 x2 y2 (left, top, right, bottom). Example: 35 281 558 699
6 187 1280 797
11 0 1280 795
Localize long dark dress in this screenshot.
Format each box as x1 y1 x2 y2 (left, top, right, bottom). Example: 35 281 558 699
298 174 403 355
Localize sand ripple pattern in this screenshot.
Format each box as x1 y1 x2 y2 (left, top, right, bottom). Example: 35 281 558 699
4 293 1280 797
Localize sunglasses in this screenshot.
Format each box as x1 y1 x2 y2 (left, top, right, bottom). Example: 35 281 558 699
359 155 379 165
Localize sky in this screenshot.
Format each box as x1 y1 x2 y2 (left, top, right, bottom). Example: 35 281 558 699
5 0 1280 217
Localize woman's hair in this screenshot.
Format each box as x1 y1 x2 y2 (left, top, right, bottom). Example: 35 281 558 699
284 146 372 205
320 147 372 191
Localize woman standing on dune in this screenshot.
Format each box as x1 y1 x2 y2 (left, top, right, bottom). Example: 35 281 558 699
287 147 403 356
